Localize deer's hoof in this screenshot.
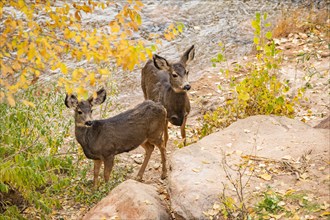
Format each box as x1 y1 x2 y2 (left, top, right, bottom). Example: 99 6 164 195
134 176 143 182
161 173 167 180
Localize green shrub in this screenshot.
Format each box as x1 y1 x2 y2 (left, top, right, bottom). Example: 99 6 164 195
0 85 74 217
0 84 130 219
200 13 303 137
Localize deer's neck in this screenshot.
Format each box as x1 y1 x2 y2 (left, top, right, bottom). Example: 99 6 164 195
74 125 100 160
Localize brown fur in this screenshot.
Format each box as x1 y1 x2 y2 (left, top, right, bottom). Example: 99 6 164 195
65 89 167 186
141 45 195 146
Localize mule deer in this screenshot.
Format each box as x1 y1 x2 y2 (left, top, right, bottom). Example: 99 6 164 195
141 45 195 146
65 88 167 186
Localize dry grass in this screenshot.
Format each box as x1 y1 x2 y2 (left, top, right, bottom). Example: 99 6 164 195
272 7 329 38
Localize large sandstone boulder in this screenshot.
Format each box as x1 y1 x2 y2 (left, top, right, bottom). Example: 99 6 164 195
83 179 170 220
168 115 329 219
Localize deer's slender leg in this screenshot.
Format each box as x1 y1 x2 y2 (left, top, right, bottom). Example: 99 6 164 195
93 160 102 187
164 120 169 148
157 142 167 179
103 156 115 183
181 115 188 146
136 142 154 181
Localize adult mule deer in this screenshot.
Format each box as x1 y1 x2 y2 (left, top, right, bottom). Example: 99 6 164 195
141 45 195 146
65 88 167 186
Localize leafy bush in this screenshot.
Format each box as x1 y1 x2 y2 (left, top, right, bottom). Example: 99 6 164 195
0 85 74 218
200 13 303 137
0 85 130 219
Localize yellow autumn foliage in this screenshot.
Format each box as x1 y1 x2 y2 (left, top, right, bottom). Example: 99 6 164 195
1 0 184 105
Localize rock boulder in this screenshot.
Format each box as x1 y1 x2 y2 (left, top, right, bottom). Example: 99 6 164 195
168 115 329 219
83 179 170 220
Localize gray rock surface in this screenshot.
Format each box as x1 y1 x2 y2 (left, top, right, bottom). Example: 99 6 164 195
168 115 329 219
83 179 170 220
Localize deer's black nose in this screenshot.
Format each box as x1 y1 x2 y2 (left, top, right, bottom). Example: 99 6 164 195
170 115 183 126
85 121 93 126
183 84 191 91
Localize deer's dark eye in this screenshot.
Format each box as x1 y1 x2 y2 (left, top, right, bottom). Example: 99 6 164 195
91 110 93 113
172 74 178 78
77 110 83 115
186 71 189 75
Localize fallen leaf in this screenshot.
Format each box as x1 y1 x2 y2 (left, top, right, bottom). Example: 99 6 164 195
318 166 326 171
192 168 200 173
300 173 309 180
259 173 272 181
321 211 330 216
269 213 286 219
285 189 295 196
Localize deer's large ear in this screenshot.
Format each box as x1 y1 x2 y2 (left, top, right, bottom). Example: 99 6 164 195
65 94 78 108
89 88 106 106
180 45 195 66
153 54 170 71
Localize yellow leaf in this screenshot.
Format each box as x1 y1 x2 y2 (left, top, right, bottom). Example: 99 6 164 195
7 95 15 106
172 28 178 35
0 92 5 100
21 100 35 108
89 73 95 86
145 48 152 59
140 52 146 62
64 28 71 39
110 21 120 33
75 35 81 43
12 60 21 71
98 68 109 75
75 10 81 21
259 173 272 181
168 23 175 30
18 0 25 8
284 189 295 196
321 211 330 216
1 63 14 75
27 43 35 61
135 0 144 7
77 86 88 100
81 5 91 13
72 69 80 80
60 63 68 74
65 84 73 95
164 33 171 41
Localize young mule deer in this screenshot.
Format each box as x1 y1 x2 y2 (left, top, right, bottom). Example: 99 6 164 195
141 45 195 146
65 88 167 186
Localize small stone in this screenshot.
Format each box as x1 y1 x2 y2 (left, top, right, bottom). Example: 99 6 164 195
153 163 160 170
193 26 201 31
134 158 143 165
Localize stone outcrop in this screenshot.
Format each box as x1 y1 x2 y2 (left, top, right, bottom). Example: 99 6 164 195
168 115 329 219
83 179 170 220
